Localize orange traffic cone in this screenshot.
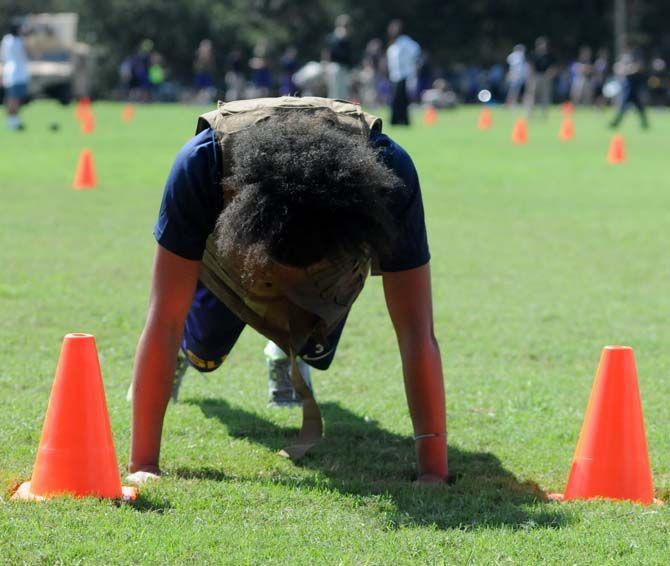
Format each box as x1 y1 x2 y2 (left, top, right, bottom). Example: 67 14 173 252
121 104 135 123
80 110 95 134
511 117 528 144
607 134 626 164
551 346 655 505
477 108 492 130
12 333 137 501
423 105 437 126
72 149 97 190
558 118 575 141
74 97 91 122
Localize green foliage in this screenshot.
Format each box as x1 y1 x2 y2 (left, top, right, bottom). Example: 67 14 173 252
1 101 670 562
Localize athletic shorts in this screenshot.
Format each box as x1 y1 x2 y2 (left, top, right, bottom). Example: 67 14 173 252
4 83 27 100
181 281 348 372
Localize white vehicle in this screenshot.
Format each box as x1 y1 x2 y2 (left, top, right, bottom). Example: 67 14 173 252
1 13 92 103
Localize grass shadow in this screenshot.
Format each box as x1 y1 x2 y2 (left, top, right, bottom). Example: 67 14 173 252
170 466 230 482
184 397 570 530
125 492 172 514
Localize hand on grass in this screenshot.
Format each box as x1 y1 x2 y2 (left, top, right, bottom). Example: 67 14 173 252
126 470 161 484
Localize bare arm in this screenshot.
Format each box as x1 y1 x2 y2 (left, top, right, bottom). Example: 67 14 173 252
129 244 201 474
383 263 447 482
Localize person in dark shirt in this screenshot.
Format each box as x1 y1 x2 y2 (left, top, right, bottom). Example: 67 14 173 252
525 36 556 117
193 39 216 103
279 46 298 96
224 49 245 101
323 14 353 99
248 41 273 97
126 98 447 486
610 47 649 129
129 39 154 102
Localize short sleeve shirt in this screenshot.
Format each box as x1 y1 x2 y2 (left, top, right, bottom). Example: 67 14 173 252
531 52 555 74
0 34 30 87
154 127 430 272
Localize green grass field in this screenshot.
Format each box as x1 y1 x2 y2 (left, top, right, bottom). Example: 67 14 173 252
1 101 669 563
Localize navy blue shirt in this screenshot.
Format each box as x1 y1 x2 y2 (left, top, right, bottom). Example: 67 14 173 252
154 128 430 272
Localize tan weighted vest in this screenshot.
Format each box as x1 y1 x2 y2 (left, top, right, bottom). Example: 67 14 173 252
195 97 383 356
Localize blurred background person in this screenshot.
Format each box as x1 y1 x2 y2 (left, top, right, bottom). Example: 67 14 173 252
279 46 298 96
525 36 556 117
119 55 133 99
647 53 668 107
487 62 506 103
248 41 273 98
358 55 378 107
570 45 594 105
148 51 165 95
129 39 153 101
322 14 353 100
554 65 572 103
416 51 434 100
148 51 177 102
386 19 421 125
505 44 527 106
292 58 327 97
592 47 610 107
1 19 30 131
193 39 216 104
363 37 388 106
420 78 457 109
610 45 649 129
72 42 93 101
225 48 245 101
461 64 485 103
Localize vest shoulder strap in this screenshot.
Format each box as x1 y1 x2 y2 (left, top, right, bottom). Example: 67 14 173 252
196 96 382 137
195 109 221 135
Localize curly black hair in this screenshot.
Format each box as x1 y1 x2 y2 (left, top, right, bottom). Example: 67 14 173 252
215 112 404 269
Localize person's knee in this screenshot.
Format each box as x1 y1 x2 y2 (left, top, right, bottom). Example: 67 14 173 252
182 348 226 373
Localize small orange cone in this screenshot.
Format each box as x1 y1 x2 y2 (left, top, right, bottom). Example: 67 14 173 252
477 108 492 130
80 110 95 134
72 149 97 190
558 118 575 141
551 346 655 505
12 333 137 501
607 134 626 164
511 117 528 144
423 105 437 126
74 97 91 122
121 104 135 123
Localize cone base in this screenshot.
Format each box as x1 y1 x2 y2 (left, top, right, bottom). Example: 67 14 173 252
547 492 663 506
11 480 138 502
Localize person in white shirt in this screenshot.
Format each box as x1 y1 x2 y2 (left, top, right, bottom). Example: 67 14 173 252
1 21 30 131
505 44 527 107
386 20 420 125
